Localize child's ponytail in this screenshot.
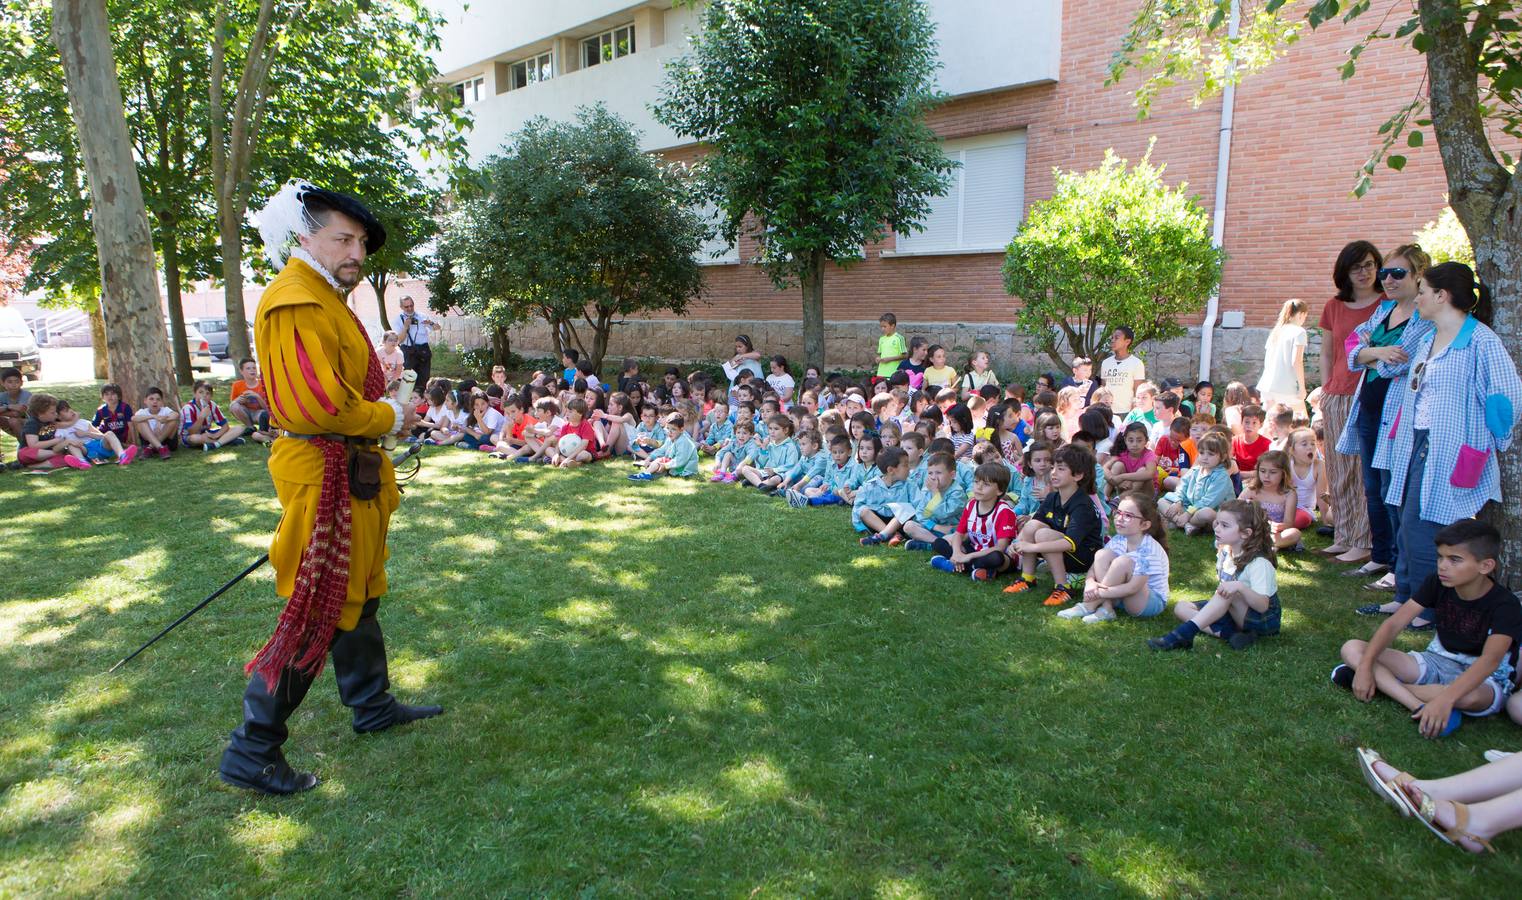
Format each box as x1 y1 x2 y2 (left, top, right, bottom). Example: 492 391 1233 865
1219 499 1277 570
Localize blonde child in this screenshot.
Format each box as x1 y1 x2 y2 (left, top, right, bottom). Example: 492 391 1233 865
1005 443 1104 607
1286 426 1330 525
629 413 698 480
740 414 800 492
1159 431 1234 534
878 419 902 450
378 331 405 384
1239 449 1305 551
1059 491 1170 623
1221 381 1250 437
959 350 999 395
711 418 757 483
1055 386 1084 440
1104 421 1158 499
1149 499 1281 651
927 461 1018 580
1013 440 1054 518
1033 411 1063 448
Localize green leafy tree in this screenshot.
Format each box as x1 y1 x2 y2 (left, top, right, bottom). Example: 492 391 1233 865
653 0 956 369
1003 147 1223 369
443 105 707 371
1108 0 1522 571
1415 204 1474 267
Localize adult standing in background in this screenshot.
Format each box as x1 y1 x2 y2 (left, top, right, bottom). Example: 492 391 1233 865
393 295 439 391
1256 299 1310 413
1317 241 1384 566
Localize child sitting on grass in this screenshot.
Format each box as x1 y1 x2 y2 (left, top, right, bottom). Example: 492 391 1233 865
1104 421 1158 499
180 380 246 451
426 389 467 446
52 400 138 465
853 447 916 542
1333 519 1521 739
629 413 698 480
698 400 733 456
1237 449 1305 551
1012 439 1054 519
1058 491 1169 623
17 394 91 470
887 451 968 549
459 393 505 451
592 392 635 456
1148 499 1280 652
739 414 799 493
790 433 861 507
927 461 1017 580
550 398 598 468
776 429 827 495
711 418 757 483
521 397 564 462
1004 443 1103 607
132 386 179 457
630 403 665 462
91 383 134 449
1159 431 1233 534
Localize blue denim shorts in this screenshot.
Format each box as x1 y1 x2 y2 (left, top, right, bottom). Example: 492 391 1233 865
1409 636 1515 717
1130 588 1167 619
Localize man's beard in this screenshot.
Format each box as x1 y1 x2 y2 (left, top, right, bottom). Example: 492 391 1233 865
332 263 362 290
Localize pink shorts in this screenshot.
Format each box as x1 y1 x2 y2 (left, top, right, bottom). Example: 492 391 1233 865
1293 507 1313 530
18 446 66 468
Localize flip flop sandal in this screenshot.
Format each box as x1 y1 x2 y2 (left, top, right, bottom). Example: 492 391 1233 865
1406 791 1496 854
1355 748 1413 818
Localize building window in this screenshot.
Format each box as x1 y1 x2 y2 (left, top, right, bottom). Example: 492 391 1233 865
453 75 486 105
582 24 635 68
894 130 1027 255
509 51 553 90
695 202 739 265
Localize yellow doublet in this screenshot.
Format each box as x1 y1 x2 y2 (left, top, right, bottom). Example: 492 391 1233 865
255 258 399 630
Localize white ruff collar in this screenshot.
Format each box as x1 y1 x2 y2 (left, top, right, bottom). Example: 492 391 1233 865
288 247 347 293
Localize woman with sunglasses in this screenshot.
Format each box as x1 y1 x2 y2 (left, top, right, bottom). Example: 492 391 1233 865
1318 241 1386 566
1339 245 1432 600
1371 261 1521 617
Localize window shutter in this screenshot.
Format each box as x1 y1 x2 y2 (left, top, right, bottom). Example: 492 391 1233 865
895 130 1026 254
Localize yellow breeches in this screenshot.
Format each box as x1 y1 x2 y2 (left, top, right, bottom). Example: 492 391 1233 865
269 477 401 631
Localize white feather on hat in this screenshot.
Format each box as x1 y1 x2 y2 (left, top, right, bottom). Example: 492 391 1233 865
255 180 323 270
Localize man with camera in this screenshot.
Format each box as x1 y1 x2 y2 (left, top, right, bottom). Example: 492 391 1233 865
393 295 439 393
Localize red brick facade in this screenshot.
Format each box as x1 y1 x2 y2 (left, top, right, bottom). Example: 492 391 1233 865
660 0 1446 329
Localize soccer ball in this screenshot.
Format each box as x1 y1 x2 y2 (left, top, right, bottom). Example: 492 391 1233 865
557 434 587 458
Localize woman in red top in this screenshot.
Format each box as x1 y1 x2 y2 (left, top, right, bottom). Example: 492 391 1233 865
1317 241 1384 566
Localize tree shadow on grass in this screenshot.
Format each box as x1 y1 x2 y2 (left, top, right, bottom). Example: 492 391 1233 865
3 453 1521 894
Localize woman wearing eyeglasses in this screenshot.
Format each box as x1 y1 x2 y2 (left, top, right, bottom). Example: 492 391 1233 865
1370 261 1521 617
1339 245 1432 599
1317 241 1386 566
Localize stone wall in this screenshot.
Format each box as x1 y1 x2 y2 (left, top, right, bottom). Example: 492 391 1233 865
436 315 1319 387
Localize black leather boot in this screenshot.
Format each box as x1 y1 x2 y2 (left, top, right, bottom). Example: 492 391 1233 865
218 666 319 795
330 598 443 734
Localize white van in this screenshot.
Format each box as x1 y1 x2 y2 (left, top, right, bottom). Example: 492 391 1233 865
0 306 41 380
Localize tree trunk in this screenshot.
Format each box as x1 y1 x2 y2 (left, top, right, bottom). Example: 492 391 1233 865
369 270 390 328
161 218 193 386
51 0 176 405
490 323 512 370
88 303 108 380
589 306 612 374
800 249 826 370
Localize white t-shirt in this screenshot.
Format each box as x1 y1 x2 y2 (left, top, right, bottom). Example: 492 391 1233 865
1217 546 1278 597
1256 324 1308 399
52 419 91 441
767 372 795 401
133 407 176 423
1100 354 1146 412
475 407 506 434
1104 533 1170 600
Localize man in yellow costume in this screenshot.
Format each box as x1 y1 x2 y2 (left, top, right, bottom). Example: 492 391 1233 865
219 181 441 795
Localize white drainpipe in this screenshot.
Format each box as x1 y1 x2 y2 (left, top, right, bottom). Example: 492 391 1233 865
1199 0 1240 382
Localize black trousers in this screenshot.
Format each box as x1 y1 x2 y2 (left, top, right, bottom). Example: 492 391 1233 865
931 537 1010 575
402 343 432 392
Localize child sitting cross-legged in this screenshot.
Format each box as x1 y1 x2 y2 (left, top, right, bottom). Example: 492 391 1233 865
459 393 505 451
521 397 564 461
549 398 598 468
884 451 968 549
1332 519 1521 739
426 389 467 446
776 429 828 498
926 460 1018 580
1004 443 1104 606
852 446 917 542
1148 499 1281 651
180 380 246 451
630 412 699 480
1159 431 1233 534
1057 491 1170 623
1103 421 1158 500
489 395 532 459
630 403 665 462
790 433 861 507
739 414 800 493
697 400 733 456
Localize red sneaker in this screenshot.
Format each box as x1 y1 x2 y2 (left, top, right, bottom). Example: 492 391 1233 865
119 445 140 466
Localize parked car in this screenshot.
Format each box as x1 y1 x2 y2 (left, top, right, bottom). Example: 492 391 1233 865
191 316 253 359
0 306 42 380
169 319 214 372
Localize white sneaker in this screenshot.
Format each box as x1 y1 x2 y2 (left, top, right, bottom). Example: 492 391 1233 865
1056 604 1090 619
1082 607 1117 624
1484 749 1514 763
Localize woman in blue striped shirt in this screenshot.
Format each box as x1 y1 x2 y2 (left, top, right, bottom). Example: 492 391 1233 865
1378 262 1522 615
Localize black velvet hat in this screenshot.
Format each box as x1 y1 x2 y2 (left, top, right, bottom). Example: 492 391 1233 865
299 185 387 255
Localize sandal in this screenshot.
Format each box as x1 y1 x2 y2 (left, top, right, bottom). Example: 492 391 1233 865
1355 748 1412 818
1405 787 1497 854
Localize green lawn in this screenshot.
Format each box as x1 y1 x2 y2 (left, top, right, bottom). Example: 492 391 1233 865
3 382 1520 896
